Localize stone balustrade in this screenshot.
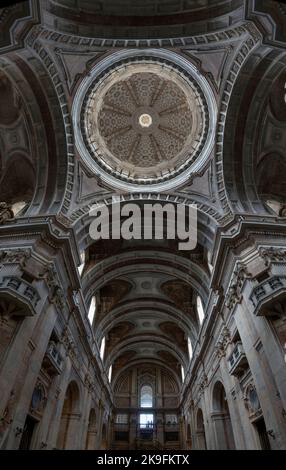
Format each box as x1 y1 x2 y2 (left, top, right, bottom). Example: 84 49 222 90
0 275 40 316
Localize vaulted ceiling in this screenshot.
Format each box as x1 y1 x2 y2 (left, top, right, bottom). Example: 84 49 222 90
1 0 286 393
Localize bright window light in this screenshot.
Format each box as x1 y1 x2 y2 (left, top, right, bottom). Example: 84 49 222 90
139 413 153 429
181 365 185 382
196 295 205 325
11 201 26 216
100 336 105 360
78 250 86 276
108 365 112 382
140 385 153 408
188 337 193 360
88 296 96 325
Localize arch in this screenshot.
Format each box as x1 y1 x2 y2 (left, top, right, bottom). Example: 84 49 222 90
256 152 286 207
112 360 181 392
105 334 188 374
97 299 198 352
212 381 235 450
196 408 207 449
56 381 81 449
83 250 210 307
222 47 286 214
0 153 35 205
41 1 245 40
72 193 220 245
85 409 97 450
0 54 69 215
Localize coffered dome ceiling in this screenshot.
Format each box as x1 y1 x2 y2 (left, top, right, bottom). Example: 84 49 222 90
73 50 217 191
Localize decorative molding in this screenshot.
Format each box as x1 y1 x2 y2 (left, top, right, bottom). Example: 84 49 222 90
25 29 75 215
214 22 262 216
70 191 224 224
25 21 253 50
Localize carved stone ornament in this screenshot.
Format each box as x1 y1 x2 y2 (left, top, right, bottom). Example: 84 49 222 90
84 373 95 393
215 326 231 358
0 202 14 225
40 264 65 309
225 263 252 309
198 373 208 393
243 383 262 419
0 248 31 268
60 326 79 361
259 247 286 266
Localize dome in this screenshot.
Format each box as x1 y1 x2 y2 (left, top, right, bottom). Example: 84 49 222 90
73 49 216 191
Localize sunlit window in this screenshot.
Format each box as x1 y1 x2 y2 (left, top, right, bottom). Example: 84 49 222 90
100 336 105 360
12 201 26 216
181 365 185 383
188 337 193 360
140 384 153 408
78 250 86 276
265 199 281 215
196 295 205 325
108 365 112 382
88 296 96 325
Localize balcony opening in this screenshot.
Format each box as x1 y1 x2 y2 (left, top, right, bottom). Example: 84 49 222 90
139 413 154 429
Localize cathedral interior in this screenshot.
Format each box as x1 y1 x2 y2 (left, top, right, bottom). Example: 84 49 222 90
1 0 286 451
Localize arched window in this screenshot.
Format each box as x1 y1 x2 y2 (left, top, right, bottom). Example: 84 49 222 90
196 295 205 325
207 249 213 273
188 337 193 360
100 336 105 360
108 365 112 382
181 365 185 382
78 250 86 276
140 385 153 408
88 296 96 325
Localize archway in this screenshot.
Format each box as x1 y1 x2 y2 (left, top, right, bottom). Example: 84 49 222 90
85 409 97 450
212 381 235 449
56 381 81 449
196 408 207 449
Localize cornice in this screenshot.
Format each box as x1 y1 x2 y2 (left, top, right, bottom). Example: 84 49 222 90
0 216 81 286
